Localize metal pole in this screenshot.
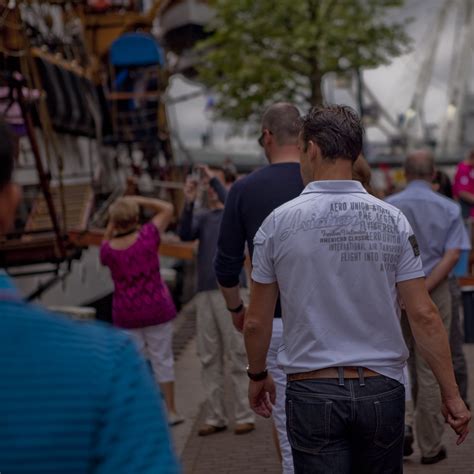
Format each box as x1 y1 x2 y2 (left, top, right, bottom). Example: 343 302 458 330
15 80 66 257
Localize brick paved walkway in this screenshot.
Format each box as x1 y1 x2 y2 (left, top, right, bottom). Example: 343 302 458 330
180 346 474 473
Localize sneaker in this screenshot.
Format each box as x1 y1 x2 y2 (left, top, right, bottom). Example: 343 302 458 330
403 425 414 457
234 422 255 435
421 447 447 465
168 412 185 426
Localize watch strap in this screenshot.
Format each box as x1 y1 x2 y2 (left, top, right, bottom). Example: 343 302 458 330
247 368 268 381
227 301 244 313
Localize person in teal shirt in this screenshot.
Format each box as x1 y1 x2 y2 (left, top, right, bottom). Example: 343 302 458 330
0 120 180 473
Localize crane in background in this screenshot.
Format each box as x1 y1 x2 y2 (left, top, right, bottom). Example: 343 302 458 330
437 0 474 157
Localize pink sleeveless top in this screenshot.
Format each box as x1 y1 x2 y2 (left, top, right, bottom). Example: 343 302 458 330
100 223 176 329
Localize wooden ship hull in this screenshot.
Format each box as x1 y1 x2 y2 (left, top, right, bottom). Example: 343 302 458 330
0 0 197 314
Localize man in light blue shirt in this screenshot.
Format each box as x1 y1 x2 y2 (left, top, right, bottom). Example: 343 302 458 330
386 150 471 465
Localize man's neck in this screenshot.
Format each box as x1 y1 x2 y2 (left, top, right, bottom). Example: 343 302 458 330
406 177 431 185
269 145 300 164
313 160 353 181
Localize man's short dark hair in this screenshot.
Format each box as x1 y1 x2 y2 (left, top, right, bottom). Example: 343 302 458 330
300 105 363 162
0 118 14 190
261 102 301 146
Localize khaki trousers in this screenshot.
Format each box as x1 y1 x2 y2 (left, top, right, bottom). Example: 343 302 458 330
195 290 255 427
402 279 452 458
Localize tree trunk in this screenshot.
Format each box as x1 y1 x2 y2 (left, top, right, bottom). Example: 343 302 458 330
310 73 324 106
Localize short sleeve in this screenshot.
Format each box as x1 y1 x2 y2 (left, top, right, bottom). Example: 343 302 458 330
251 214 276 284
445 207 471 251
396 213 425 283
141 222 161 248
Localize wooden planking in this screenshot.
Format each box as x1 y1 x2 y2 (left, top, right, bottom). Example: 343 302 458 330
68 229 197 260
25 184 94 234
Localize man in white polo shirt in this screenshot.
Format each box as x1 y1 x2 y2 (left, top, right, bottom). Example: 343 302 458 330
243 105 470 473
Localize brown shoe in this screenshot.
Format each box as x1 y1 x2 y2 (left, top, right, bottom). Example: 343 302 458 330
234 423 255 435
198 424 227 437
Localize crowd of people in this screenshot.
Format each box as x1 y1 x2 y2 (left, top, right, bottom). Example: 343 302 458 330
0 101 472 473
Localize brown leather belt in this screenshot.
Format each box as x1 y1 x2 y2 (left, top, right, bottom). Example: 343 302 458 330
287 367 380 382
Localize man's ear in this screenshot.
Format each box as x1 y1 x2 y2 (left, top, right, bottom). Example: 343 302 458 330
0 183 21 234
307 140 322 163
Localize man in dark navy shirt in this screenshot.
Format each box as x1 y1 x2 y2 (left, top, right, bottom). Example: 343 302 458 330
214 102 304 474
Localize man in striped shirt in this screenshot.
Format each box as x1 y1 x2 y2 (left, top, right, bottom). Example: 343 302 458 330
0 120 180 473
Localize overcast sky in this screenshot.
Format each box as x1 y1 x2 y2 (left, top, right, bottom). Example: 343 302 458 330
165 0 470 153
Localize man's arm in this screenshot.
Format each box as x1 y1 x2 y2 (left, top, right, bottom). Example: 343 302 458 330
214 182 247 330
197 164 228 204
178 177 199 241
244 280 279 418
425 248 460 292
398 277 470 444
210 176 227 204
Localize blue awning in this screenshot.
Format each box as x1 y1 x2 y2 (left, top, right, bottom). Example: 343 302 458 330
110 33 165 67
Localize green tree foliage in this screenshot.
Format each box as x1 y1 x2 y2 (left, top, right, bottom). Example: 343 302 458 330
197 0 411 122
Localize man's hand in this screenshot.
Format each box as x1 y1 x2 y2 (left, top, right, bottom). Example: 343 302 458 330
196 164 214 184
442 396 471 445
231 305 246 332
248 375 276 418
183 176 198 203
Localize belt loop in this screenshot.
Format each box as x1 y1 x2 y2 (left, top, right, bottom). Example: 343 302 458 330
358 367 366 387
338 366 344 386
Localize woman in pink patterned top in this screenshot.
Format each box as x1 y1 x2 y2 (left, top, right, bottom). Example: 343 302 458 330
453 150 474 218
100 195 183 425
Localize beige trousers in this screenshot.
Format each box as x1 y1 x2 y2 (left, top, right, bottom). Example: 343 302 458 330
403 279 452 458
195 290 255 427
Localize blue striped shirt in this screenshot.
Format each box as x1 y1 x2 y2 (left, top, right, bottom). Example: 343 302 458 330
0 272 180 474
386 180 471 276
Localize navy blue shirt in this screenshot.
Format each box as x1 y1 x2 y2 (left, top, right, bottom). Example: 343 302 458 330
179 205 225 292
214 162 304 317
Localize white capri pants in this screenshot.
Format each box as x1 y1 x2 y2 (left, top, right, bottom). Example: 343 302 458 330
127 320 175 383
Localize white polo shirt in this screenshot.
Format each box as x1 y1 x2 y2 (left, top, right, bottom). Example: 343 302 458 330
251 180 424 383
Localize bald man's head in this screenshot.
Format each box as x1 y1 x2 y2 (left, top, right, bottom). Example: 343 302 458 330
404 150 435 182
261 102 300 146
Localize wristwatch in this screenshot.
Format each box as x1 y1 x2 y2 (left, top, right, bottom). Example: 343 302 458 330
227 300 244 313
246 366 268 381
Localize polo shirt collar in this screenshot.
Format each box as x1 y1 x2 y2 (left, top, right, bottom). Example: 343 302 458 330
301 180 367 194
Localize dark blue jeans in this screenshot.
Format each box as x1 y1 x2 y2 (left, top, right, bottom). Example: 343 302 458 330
286 376 405 474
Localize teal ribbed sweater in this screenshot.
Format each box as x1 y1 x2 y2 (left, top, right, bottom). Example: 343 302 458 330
0 273 180 474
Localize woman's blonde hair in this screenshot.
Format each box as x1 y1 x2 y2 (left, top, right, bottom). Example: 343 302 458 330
108 197 139 231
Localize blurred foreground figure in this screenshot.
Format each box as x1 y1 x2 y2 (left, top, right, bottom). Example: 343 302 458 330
0 119 180 474
245 106 470 474
387 150 471 464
